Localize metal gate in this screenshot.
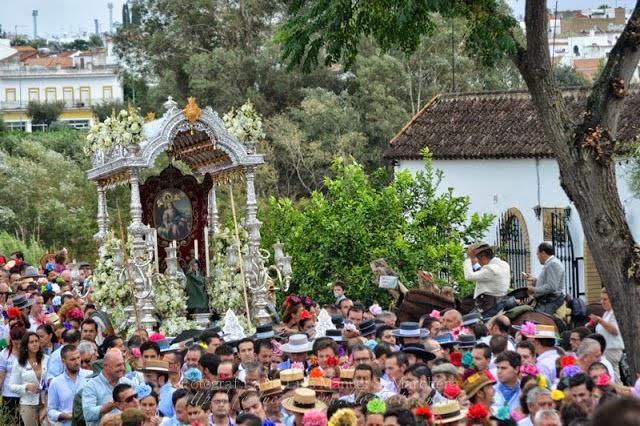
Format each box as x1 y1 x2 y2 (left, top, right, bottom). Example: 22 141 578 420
496 212 530 289
550 211 582 299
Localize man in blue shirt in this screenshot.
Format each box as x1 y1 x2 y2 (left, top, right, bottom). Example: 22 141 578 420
82 349 132 426
47 329 81 383
48 344 93 426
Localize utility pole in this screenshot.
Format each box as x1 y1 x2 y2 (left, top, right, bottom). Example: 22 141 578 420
32 10 38 39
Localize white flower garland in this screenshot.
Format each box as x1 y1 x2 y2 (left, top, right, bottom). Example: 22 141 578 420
222 100 265 143
85 107 145 155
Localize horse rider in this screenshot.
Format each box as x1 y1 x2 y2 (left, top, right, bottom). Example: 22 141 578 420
524 242 565 315
463 243 511 317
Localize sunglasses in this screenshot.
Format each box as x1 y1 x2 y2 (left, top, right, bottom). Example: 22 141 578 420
123 394 137 403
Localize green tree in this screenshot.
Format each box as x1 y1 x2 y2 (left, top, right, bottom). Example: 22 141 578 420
259 156 493 306
27 101 65 125
276 0 640 376
89 34 104 48
553 65 589 87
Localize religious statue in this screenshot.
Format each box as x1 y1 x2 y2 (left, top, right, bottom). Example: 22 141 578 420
185 259 209 314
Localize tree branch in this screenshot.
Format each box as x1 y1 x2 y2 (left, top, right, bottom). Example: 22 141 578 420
584 3 640 140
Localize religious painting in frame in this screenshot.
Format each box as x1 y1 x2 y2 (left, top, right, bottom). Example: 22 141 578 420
153 188 193 242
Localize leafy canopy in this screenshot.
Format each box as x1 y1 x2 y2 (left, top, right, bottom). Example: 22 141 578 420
276 0 520 71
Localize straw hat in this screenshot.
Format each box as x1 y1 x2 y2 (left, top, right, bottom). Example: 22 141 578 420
307 377 335 393
463 371 496 399
280 369 305 389
339 368 354 383
282 388 327 414
519 323 557 339
259 379 284 397
140 359 169 373
468 243 496 258
432 400 467 424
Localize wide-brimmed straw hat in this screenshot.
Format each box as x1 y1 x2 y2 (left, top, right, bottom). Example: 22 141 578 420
432 400 468 424
392 322 429 338
280 369 306 389
463 370 496 399
140 359 169 373
517 322 557 339
280 334 313 353
469 243 497 258
282 388 327 414
259 379 284 397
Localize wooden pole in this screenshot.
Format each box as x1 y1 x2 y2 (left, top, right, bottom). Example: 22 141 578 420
116 203 142 332
229 185 252 324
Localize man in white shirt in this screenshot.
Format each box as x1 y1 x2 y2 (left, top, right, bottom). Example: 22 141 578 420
464 243 510 316
48 344 93 426
517 387 555 426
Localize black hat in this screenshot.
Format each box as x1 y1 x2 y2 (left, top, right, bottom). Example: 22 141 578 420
457 334 477 349
12 295 34 310
401 343 436 362
331 315 344 329
252 324 281 340
462 313 483 326
325 329 344 342
171 329 202 345
507 287 529 300
359 320 377 337
392 322 429 338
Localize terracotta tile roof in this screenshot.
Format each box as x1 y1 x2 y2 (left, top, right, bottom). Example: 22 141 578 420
23 55 74 68
384 88 640 160
574 58 602 80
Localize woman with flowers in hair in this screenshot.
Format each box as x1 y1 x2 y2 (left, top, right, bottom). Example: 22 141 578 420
282 295 305 333
136 384 163 425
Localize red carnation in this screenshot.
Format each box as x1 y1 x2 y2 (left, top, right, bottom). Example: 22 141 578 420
560 355 577 368
299 310 312 320
450 352 462 367
415 406 433 420
467 403 489 420
327 355 340 367
443 383 461 399
7 307 21 320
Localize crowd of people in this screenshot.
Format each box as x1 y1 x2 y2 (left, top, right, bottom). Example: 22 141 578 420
0 248 639 426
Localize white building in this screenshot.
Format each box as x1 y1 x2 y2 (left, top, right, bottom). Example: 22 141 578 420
385 89 640 303
0 40 123 131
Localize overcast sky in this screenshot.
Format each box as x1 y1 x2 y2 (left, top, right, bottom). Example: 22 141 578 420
0 0 636 39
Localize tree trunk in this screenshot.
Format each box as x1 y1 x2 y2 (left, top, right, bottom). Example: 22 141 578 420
514 0 640 378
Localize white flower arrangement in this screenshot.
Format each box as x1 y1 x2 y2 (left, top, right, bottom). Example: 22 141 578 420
222 100 265 143
92 232 196 337
85 106 146 155
207 226 254 335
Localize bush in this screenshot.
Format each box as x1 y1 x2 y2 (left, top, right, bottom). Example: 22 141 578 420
27 101 65 125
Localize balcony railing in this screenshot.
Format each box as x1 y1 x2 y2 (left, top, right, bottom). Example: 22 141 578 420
0 98 122 110
0 64 118 77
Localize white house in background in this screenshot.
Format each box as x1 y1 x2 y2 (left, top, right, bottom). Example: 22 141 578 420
384 88 640 303
0 41 122 131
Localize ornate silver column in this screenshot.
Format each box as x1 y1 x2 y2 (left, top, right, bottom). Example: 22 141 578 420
208 184 220 233
127 168 148 258
245 166 261 253
93 183 109 252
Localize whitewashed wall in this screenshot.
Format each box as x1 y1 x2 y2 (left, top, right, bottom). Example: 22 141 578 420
396 158 640 289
